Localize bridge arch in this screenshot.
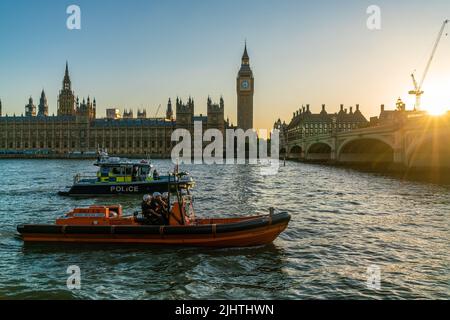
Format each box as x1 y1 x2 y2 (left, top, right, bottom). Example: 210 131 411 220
305 142 332 161
289 145 303 159
338 138 394 164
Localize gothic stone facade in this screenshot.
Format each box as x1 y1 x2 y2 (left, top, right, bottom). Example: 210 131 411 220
0 62 228 157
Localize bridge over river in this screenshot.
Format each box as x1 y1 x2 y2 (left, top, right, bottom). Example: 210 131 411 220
283 113 450 169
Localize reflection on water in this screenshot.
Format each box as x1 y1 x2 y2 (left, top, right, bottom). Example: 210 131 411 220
0 159 449 299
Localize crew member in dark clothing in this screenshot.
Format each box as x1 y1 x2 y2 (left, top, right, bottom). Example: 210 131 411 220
151 192 169 224
141 194 165 225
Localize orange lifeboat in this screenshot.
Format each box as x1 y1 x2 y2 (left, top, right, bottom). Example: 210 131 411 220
17 201 290 248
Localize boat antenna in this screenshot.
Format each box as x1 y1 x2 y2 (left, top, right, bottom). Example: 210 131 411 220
175 172 185 225
167 171 171 215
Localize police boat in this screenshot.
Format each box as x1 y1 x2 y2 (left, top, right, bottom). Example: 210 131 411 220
58 151 194 196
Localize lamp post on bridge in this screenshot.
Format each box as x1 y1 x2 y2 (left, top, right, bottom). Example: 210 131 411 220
282 125 288 165
331 116 338 163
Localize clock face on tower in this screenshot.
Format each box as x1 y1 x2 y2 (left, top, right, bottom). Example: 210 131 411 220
240 79 250 90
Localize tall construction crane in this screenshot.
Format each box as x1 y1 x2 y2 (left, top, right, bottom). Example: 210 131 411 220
154 104 162 118
409 19 449 110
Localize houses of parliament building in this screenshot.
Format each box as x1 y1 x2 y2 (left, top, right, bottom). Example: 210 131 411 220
0 44 256 157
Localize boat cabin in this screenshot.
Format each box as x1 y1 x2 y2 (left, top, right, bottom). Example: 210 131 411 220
95 157 155 183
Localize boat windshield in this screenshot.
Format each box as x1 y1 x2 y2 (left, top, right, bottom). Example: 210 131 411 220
111 167 122 175
140 166 150 176
95 163 152 183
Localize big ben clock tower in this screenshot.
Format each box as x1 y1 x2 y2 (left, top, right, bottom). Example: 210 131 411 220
237 43 254 130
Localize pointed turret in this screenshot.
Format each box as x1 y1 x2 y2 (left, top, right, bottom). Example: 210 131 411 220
63 61 71 90
166 98 173 120
38 89 49 116
25 96 36 117
58 61 76 116
242 41 250 65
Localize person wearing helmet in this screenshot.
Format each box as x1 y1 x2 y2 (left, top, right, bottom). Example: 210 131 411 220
161 192 170 222
141 194 163 225
152 192 169 224
153 169 160 180
141 194 153 218
151 192 161 210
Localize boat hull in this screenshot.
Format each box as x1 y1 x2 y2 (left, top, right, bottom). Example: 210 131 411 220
17 212 290 248
58 180 194 196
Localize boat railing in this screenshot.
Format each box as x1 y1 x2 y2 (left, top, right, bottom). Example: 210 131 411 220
73 173 98 184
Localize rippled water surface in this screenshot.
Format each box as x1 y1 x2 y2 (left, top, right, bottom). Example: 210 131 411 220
0 159 449 299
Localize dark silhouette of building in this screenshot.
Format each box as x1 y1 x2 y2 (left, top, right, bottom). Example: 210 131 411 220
38 90 48 117
137 109 147 119
176 97 195 133
57 62 76 116
207 96 225 135
275 104 368 144
166 98 174 120
25 97 36 117
123 109 134 119
76 96 96 119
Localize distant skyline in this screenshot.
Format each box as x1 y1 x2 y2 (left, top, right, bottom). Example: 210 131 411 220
0 0 449 129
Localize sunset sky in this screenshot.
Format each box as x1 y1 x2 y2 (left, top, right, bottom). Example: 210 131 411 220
0 0 449 130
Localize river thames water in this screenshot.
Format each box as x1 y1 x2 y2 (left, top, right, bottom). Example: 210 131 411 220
0 159 448 299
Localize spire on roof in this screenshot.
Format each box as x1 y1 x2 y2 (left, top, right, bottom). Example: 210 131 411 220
242 40 250 64
62 61 72 91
